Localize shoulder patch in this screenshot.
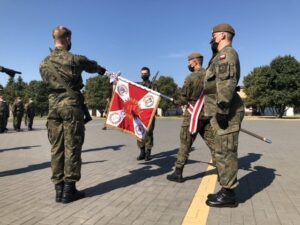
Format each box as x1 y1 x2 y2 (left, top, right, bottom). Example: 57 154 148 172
219 54 226 60
219 62 228 74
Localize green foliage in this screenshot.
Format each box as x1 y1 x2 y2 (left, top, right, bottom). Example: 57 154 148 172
243 55 300 117
3 76 27 104
25 80 49 116
243 65 272 112
155 76 179 112
85 75 111 111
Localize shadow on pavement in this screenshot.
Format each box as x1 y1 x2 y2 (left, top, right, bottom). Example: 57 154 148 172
239 153 263 171
0 160 106 177
82 145 125 153
0 145 41 153
85 148 200 197
237 153 279 203
184 168 217 181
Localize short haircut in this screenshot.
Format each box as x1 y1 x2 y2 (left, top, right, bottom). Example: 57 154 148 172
52 26 72 40
140 67 150 74
226 32 234 41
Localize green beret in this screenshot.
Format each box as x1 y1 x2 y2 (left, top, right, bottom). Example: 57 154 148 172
188 52 203 61
212 23 235 36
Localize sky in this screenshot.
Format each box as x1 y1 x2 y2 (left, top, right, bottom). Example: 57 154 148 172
1 0 299 88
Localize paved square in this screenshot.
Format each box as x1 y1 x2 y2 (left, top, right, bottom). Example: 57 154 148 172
0 118 299 225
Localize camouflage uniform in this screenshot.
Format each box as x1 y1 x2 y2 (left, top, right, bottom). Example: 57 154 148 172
175 68 206 169
0 97 9 132
24 101 35 130
203 45 244 189
12 98 24 131
40 48 105 185
137 79 155 150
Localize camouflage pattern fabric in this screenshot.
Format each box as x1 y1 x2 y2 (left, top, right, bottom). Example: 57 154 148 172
175 69 208 169
0 99 9 132
40 48 102 184
25 102 35 129
12 100 24 130
203 45 245 189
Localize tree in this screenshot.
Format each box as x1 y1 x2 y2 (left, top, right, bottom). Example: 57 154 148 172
155 76 179 114
269 55 300 117
243 55 300 118
85 75 111 116
3 76 27 105
25 80 49 116
243 65 272 114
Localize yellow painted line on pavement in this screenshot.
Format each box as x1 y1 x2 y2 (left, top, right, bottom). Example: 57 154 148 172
182 162 218 225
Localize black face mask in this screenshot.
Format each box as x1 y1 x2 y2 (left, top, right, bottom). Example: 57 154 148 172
210 38 218 54
67 42 72 51
142 76 149 81
188 65 194 72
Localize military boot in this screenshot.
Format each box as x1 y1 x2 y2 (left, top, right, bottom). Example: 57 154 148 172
55 182 64 203
137 147 146 160
206 188 238 207
166 167 183 183
145 149 152 161
61 182 85 204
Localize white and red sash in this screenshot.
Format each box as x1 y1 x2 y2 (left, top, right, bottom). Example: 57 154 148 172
187 95 205 134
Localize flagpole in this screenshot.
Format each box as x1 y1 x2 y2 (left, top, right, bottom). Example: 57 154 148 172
117 76 174 102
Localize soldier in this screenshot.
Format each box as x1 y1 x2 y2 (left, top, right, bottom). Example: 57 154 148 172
166 52 207 182
0 94 9 133
11 96 24 132
136 67 155 161
102 97 110 130
204 24 245 207
3 98 9 132
39 26 108 203
24 98 35 131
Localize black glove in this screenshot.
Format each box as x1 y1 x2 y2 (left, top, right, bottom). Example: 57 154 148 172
98 66 106 75
216 113 228 130
2 68 16 78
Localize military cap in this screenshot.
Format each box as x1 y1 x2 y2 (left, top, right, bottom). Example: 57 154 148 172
52 26 72 40
188 52 203 61
212 23 235 36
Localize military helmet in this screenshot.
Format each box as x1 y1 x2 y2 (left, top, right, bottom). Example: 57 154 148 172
52 26 72 40
188 52 203 61
212 23 235 36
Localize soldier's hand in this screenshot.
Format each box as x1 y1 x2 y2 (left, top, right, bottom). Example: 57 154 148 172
98 66 107 75
3 68 16 78
216 113 228 130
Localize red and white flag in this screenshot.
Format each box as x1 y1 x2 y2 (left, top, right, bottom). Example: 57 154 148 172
105 77 161 140
187 95 205 134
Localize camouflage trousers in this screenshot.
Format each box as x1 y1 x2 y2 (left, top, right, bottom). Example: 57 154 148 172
26 116 34 129
47 105 85 185
137 117 155 150
13 114 23 130
0 114 4 132
175 112 216 169
208 111 244 189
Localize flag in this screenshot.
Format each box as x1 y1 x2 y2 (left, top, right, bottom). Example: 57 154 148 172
105 77 161 140
187 95 205 134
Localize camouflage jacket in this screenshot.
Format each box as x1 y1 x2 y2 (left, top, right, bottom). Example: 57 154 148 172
203 45 244 117
25 102 35 117
178 68 206 106
139 79 155 90
12 100 24 116
0 100 9 116
39 48 102 108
